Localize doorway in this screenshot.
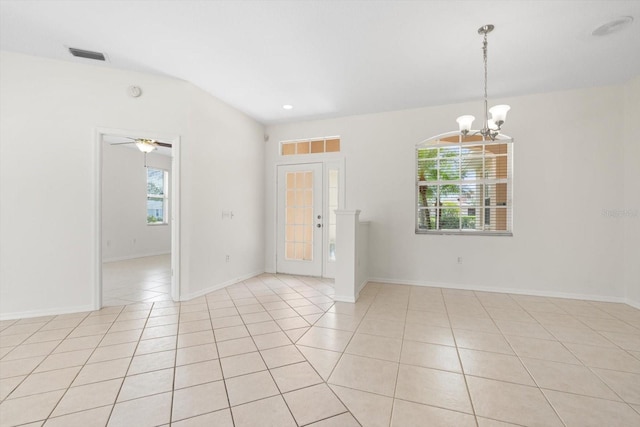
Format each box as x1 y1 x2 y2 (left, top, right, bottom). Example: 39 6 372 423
276 160 344 278
95 129 180 308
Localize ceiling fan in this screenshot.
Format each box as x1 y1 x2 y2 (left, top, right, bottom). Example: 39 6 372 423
109 137 172 153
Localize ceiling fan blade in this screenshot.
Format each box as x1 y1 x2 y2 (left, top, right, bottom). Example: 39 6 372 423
118 137 172 148
109 142 135 145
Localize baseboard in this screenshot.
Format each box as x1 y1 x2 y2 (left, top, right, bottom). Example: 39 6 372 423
625 298 640 310
367 276 632 306
357 278 368 294
103 251 171 263
180 270 265 301
334 295 358 303
0 303 97 321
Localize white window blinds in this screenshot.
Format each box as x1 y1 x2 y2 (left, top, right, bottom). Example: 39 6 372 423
416 138 513 235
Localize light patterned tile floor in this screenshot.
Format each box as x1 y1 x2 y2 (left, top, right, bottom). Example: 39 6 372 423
1 276 640 426
102 255 172 306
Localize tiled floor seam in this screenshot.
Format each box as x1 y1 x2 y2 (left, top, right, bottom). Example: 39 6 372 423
247 274 358 426
204 290 235 427
230 277 328 426
388 288 408 427
477 294 568 427
7 307 123 422
102 302 153 426
440 287 481 427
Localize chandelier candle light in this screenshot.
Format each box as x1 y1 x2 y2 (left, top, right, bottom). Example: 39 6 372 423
456 24 510 140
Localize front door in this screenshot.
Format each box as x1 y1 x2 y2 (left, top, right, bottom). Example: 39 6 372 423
276 163 323 276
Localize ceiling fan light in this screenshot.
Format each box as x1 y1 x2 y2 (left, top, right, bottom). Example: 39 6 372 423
489 105 510 125
456 115 475 134
135 141 156 153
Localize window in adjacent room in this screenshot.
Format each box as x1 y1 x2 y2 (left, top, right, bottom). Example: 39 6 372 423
147 168 168 224
416 135 512 235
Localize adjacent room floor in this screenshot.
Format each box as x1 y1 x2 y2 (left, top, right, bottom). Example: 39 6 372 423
102 255 172 306
1 274 639 426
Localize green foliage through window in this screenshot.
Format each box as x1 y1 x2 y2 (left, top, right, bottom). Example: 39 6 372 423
147 168 168 224
416 140 511 234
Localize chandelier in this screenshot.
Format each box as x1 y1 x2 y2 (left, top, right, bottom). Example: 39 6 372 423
456 24 510 140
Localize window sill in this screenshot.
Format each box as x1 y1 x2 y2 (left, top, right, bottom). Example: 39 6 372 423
416 230 513 237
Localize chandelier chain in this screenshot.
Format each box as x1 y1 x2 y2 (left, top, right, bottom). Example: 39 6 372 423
482 30 489 133
454 24 509 141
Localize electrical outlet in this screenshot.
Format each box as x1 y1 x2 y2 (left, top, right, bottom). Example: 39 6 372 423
225 255 230 262
133 238 136 246
457 256 463 264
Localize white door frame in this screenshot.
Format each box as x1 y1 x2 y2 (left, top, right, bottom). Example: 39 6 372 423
274 156 345 278
94 127 181 309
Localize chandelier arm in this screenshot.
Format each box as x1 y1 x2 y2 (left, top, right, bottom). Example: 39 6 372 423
450 24 509 142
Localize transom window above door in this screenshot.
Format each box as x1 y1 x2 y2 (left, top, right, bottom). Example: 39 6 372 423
281 136 340 156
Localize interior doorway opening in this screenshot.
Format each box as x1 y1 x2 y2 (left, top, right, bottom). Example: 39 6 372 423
96 129 180 308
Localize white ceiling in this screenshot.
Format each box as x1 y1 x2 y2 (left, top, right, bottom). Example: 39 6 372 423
1 1 639 124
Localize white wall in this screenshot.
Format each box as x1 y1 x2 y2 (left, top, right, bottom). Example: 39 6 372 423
179 84 265 299
0 51 265 318
102 144 171 261
265 83 633 302
623 76 640 308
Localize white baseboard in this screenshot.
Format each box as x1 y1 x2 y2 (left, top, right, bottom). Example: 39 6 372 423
357 278 368 294
334 294 358 303
0 304 97 321
625 298 640 310
367 276 633 306
103 251 170 263
180 270 265 301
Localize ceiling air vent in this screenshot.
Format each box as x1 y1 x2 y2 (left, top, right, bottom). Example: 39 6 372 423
68 47 106 61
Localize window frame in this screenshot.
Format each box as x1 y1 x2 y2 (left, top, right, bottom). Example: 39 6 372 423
415 132 513 236
146 167 169 226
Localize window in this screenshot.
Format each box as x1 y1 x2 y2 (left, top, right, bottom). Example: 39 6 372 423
284 171 314 260
327 168 339 261
281 137 340 156
147 168 168 224
416 135 512 235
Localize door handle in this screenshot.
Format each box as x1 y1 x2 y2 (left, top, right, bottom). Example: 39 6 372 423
316 224 322 228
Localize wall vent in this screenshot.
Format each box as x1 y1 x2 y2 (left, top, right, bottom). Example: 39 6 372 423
68 47 106 61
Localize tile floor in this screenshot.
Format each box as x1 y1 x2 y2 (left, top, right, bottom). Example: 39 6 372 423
1 275 640 426
102 255 172 306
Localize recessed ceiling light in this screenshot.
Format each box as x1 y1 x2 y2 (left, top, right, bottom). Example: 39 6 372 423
282 104 293 110
592 16 634 36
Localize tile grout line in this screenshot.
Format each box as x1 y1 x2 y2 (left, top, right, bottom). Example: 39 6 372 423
387 285 407 427
478 291 567 427
238 274 313 426
103 302 155 426
443 288 480 427
206 284 237 427
279 274 365 426
41 305 128 424
509 294 634 410
2 274 640 426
